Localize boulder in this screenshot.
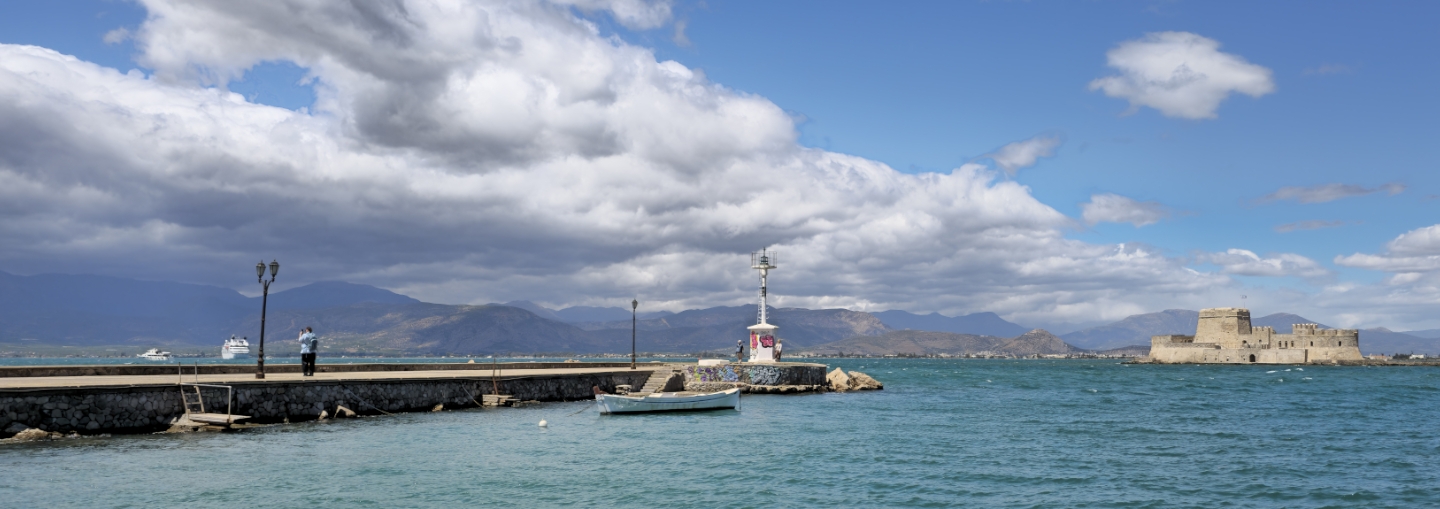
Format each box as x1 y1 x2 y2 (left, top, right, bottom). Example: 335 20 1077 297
10 428 47 441
847 371 883 391
826 368 851 392
335 405 356 418
431 404 444 412
4 422 28 435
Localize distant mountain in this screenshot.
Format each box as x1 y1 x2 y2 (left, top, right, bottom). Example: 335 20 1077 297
501 301 564 321
1251 313 1326 331
242 303 605 355
267 281 418 310
873 310 1030 337
1061 310 1199 351
1400 329 1440 339
800 329 1077 357
1357 328 1439 355
586 306 892 352
552 305 674 323
0 271 251 345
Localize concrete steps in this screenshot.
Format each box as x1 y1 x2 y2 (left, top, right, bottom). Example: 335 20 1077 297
638 367 677 393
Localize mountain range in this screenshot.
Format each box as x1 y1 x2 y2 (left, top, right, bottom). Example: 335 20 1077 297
1 271 1436 355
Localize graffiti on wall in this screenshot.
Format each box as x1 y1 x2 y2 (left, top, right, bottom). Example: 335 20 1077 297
686 365 740 383
746 365 782 386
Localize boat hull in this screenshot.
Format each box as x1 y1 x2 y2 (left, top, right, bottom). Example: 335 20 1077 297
596 388 740 414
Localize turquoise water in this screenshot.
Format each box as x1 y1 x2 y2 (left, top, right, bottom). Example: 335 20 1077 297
2 359 1437 507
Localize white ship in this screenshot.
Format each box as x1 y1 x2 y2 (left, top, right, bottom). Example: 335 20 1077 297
137 348 172 361
221 335 251 360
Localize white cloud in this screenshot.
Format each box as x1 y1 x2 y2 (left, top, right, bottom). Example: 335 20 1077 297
984 135 1060 175
1259 182 1404 204
1080 194 1168 227
1335 224 1440 273
0 1 1254 327
1201 249 1331 279
102 27 131 45
1089 31 1274 119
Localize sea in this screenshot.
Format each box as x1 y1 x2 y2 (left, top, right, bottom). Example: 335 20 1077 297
2 358 1437 508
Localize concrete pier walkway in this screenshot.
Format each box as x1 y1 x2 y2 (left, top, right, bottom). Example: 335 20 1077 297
0 365 652 390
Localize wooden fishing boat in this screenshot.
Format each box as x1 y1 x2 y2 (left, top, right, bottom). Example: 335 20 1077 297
593 387 740 414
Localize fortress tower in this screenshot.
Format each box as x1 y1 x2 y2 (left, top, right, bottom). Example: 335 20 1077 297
747 249 779 363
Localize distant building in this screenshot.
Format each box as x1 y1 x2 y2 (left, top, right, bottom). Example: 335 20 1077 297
1149 308 1362 364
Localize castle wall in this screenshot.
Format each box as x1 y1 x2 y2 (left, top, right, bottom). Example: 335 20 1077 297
1148 308 1362 364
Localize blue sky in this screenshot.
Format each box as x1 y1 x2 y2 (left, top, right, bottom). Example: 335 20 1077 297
0 1 1437 329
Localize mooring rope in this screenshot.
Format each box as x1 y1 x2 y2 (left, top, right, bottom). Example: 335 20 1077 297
335 385 395 416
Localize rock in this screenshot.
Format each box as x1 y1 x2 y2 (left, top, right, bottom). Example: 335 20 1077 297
827 368 851 392
318 410 330 420
847 371 883 390
431 404 444 412
11 428 48 441
4 422 28 435
335 405 356 418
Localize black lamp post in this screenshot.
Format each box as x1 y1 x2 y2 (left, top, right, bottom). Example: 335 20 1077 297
255 260 279 379
631 299 638 370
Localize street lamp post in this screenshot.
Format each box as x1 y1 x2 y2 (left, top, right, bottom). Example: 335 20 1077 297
631 299 638 370
255 260 279 379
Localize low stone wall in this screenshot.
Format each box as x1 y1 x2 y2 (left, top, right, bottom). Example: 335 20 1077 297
1 371 651 437
0 361 653 378
681 362 827 387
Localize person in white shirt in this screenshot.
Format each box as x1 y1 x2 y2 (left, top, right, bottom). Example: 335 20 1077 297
298 327 318 376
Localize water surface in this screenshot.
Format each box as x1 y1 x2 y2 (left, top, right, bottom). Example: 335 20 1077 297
3 359 1436 507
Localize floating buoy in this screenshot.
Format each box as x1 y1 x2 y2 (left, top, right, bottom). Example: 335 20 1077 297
538 420 548 428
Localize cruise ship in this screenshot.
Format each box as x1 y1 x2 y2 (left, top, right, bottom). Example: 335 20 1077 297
221 335 252 360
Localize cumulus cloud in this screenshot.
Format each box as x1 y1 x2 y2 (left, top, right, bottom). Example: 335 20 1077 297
1274 220 1351 233
1080 194 1168 227
1201 249 1331 279
0 0 1246 325
1336 225 1440 273
1259 183 1404 204
983 135 1060 175
1089 31 1274 119
102 27 131 45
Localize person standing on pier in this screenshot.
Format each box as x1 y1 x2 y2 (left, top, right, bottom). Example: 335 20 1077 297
736 338 745 362
299 327 318 376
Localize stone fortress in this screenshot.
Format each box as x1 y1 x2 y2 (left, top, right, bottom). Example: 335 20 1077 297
1149 308 1363 364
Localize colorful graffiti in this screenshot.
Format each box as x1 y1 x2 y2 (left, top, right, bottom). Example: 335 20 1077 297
686 365 739 383
747 365 782 386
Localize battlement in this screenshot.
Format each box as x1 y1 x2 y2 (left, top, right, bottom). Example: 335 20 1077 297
1291 324 1358 337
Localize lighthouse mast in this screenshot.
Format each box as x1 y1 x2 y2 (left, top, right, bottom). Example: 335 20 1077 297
747 248 780 363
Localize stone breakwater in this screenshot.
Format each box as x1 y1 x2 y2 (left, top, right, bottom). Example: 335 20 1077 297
680 363 882 394
1 371 650 437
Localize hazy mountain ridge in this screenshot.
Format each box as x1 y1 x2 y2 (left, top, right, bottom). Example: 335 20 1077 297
3 272 1437 355
800 329 1079 357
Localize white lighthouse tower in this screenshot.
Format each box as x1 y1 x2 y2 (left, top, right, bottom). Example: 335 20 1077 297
747 249 780 363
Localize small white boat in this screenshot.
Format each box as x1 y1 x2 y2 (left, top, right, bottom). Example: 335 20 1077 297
594 387 740 414
221 335 251 360
137 348 172 361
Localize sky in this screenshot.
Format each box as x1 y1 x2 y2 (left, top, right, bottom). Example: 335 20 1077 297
0 0 1437 331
